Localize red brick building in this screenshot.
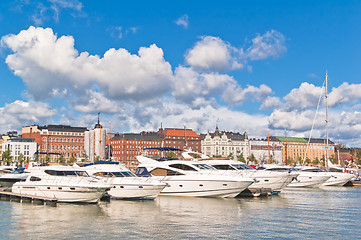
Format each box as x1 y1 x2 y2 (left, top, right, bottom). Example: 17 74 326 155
22 125 87 161
159 128 201 151
109 128 201 170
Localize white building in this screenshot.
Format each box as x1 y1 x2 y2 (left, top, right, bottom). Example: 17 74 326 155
84 119 106 162
201 127 249 160
249 137 283 164
2 138 38 162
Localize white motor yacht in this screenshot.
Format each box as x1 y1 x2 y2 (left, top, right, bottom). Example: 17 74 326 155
201 159 292 195
0 167 29 188
0 165 16 174
262 165 330 188
322 167 354 186
136 155 255 198
12 166 111 203
83 161 166 200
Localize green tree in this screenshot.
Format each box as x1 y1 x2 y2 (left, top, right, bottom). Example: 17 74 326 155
247 154 257 164
45 154 51 164
312 157 320 166
305 157 311 165
2 149 13 164
68 154 75 164
58 154 65 163
329 154 337 164
228 152 234 160
286 157 293 165
18 153 25 167
167 151 177 159
269 155 278 164
238 153 246 163
81 151 88 162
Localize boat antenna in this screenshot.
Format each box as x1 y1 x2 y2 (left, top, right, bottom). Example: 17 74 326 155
325 71 329 171
267 131 271 164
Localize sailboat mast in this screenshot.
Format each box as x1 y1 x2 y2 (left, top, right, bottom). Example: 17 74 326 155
325 72 329 171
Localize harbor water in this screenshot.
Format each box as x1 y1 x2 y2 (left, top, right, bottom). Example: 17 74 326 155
1 187 360 239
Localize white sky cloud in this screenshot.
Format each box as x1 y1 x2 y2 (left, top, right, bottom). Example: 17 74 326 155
2 26 173 102
185 30 286 72
283 82 323 110
185 36 239 72
245 29 286 60
175 14 189 28
173 66 273 106
0 100 56 132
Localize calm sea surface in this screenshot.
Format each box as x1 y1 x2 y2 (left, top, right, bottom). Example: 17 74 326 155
1 187 360 240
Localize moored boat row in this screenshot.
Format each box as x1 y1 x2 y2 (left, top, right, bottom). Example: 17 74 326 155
0 148 357 204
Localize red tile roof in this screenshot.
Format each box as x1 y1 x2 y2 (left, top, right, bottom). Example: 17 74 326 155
165 128 199 138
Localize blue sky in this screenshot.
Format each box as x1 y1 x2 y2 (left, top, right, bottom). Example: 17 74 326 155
0 0 360 146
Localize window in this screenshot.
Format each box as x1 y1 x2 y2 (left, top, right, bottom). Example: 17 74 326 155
30 176 41 181
150 168 184 176
169 164 197 171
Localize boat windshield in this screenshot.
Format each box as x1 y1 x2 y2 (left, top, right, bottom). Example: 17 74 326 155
264 167 294 172
211 164 235 170
112 171 137 177
45 170 89 177
301 168 325 172
192 163 215 170
231 164 254 170
93 171 137 177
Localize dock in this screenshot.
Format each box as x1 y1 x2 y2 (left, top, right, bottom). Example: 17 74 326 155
0 188 58 206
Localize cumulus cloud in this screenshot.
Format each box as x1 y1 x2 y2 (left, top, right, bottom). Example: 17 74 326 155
245 29 286 60
24 0 84 25
105 99 269 137
185 36 241 72
175 14 189 28
329 83 361 107
72 90 122 114
268 109 323 131
0 100 56 132
283 82 323 110
260 96 282 110
2 26 173 102
223 84 273 105
185 30 286 72
173 66 272 106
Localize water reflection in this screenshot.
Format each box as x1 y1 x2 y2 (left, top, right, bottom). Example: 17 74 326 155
1 187 360 239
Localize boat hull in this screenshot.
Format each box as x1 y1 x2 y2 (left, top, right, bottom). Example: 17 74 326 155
323 173 354 186
156 178 253 198
12 183 109 203
287 174 331 188
247 171 297 193
108 183 166 200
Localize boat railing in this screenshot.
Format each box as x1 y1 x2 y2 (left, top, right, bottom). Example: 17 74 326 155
31 175 107 186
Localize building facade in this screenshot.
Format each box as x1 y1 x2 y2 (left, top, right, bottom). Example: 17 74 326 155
160 128 201 151
249 138 283 164
201 127 249 160
109 128 201 171
275 136 335 164
22 125 87 161
110 132 163 171
2 138 38 163
84 120 106 162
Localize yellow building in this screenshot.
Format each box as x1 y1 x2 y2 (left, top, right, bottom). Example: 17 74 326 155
275 136 335 164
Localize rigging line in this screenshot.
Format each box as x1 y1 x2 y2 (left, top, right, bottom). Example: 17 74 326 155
302 79 326 165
